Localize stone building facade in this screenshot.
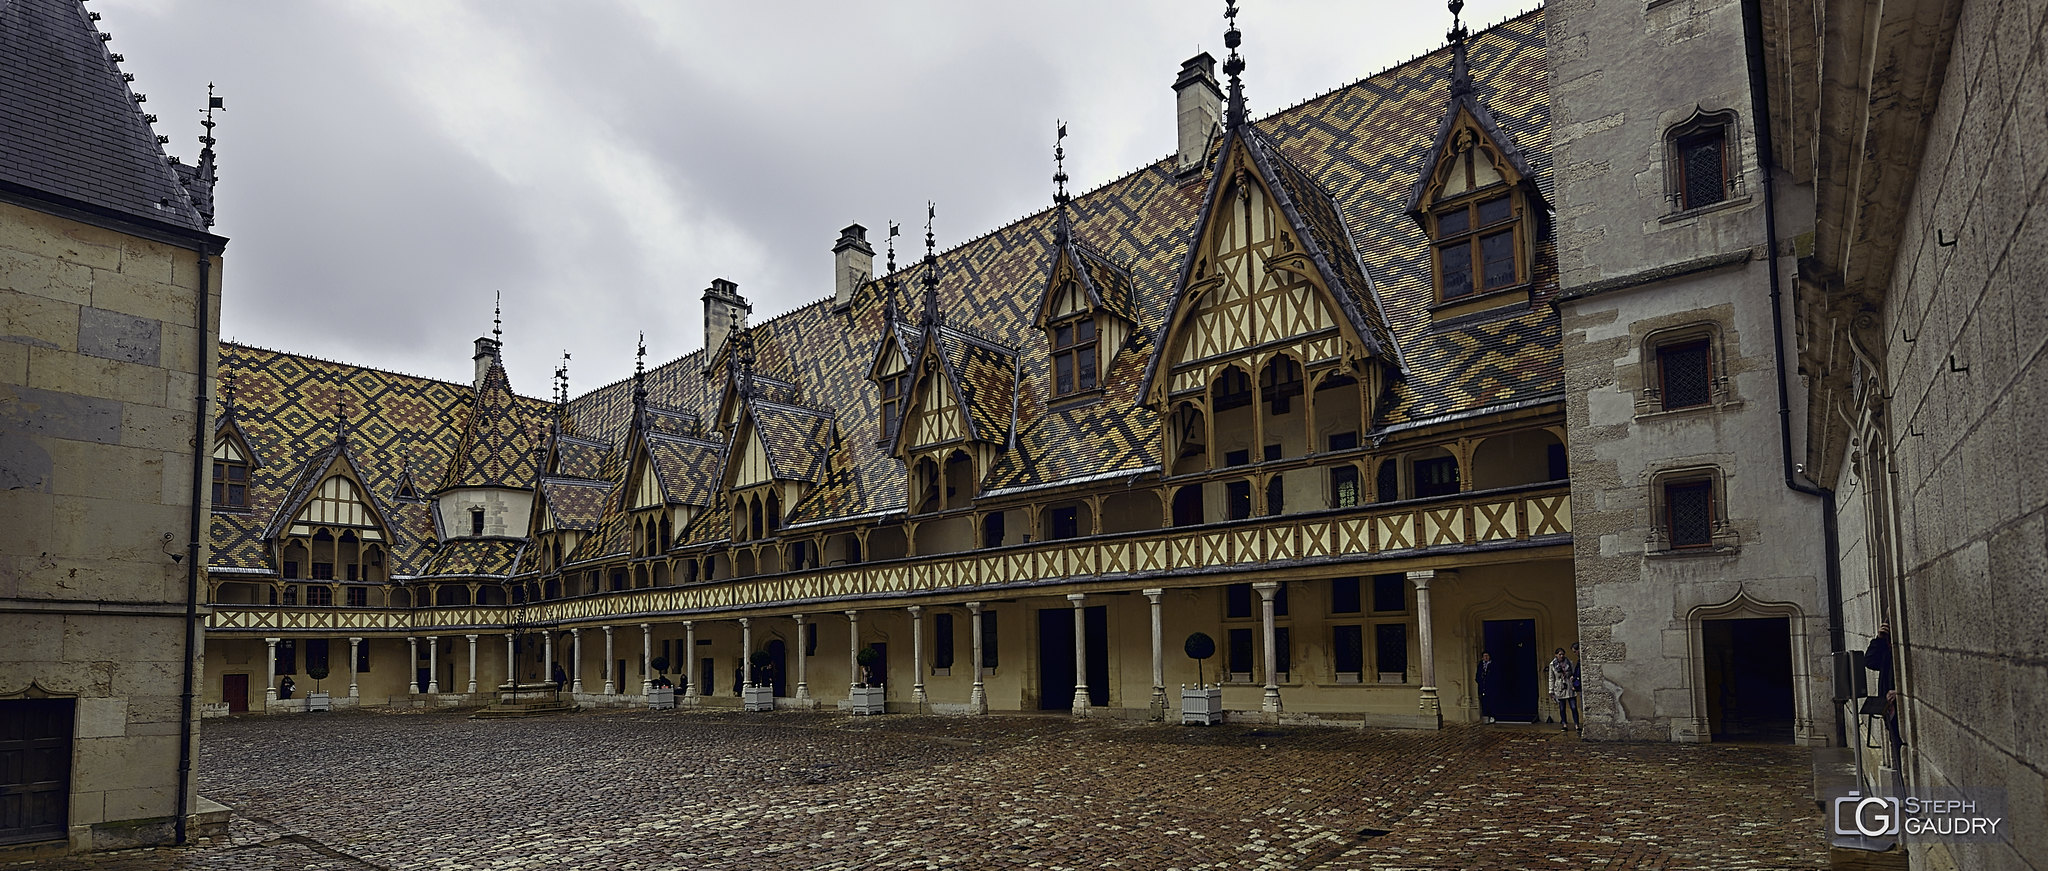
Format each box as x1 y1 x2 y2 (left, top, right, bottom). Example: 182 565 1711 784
0 0 226 853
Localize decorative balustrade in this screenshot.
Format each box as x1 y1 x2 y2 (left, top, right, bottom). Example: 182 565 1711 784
208 483 1570 634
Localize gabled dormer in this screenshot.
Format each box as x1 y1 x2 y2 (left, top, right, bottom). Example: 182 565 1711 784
263 439 395 585
1037 239 1138 404
866 301 920 447
210 421 260 512
1403 20 1547 321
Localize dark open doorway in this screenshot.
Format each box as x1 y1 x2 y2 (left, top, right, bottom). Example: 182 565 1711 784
1703 617 1795 742
0 698 73 846
764 639 788 697
1482 619 1538 721
1037 606 1108 709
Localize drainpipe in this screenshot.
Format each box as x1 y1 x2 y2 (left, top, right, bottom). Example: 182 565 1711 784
1742 0 1848 746
174 247 213 843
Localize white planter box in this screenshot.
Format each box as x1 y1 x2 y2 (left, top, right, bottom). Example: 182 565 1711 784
1180 686 1223 726
306 692 332 713
743 684 775 712
851 684 887 715
648 687 675 710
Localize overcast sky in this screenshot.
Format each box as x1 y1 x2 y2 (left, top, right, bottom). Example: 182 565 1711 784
92 0 1532 395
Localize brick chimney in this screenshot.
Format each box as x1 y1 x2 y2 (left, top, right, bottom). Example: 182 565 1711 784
832 224 873 311
1174 53 1222 175
703 278 751 357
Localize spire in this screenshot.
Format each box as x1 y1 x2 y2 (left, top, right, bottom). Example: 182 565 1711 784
737 327 758 398
921 202 941 329
191 85 223 228
1053 122 1072 246
1222 1 1247 129
1447 0 1474 98
553 350 572 429
334 398 349 441
218 372 237 417
632 332 648 426
491 291 504 361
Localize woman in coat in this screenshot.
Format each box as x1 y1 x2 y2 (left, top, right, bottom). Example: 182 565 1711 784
1548 648 1580 731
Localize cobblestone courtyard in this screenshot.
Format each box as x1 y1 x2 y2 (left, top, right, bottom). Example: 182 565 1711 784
20 709 1828 870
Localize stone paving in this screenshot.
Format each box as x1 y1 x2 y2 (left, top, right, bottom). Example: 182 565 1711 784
16 708 1828 870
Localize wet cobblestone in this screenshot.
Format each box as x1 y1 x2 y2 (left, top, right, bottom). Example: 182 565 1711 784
16 709 1828 870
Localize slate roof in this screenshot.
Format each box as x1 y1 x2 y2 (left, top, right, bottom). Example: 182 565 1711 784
440 361 543 490
538 479 610 531
0 0 210 233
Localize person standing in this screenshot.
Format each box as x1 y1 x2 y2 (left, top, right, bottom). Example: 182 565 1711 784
278 675 295 701
1548 648 1579 731
1474 652 1499 724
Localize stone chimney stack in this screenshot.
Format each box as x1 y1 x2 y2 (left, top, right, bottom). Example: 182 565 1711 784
472 337 500 388
832 224 874 311
1174 53 1223 175
702 278 751 357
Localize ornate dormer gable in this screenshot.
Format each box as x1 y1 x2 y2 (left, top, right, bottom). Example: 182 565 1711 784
719 390 834 542
210 420 260 512
1403 5 1547 319
1141 123 1399 409
261 438 397 583
866 303 921 446
1037 242 1140 403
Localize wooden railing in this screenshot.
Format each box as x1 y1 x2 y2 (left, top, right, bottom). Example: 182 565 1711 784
207 483 1570 634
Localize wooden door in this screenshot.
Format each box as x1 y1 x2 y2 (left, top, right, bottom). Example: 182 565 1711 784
224 674 249 713
0 699 73 846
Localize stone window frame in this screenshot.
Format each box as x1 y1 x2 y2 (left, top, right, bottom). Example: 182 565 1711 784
1636 322 1737 417
1646 465 1740 556
1660 107 1749 219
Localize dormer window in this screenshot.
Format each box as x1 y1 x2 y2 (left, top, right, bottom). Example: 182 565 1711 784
1051 314 1098 396
1433 193 1521 301
211 439 250 509
879 370 908 439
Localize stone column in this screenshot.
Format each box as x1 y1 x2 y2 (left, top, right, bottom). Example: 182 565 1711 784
682 621 699 700
846 610 861 690
967 602 986 714
739 617 754 689
909 605 927 705
543 631 555 684
793 614 810 701
428 636 441 694
504 633 515 687
1407 570 1445 726
1144 588 1166 720
1255 582 1280 713
406 637 420 694
265 637 280 701
640 623 653 695
465 634 479 694
570 627 584 694
603 626 616 695
347 637 362 699
1068 593 1091 714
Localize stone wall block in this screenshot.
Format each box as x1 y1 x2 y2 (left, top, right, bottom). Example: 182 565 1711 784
120 402 194 455
1 288 81 352
90 265 194 326
26 346 167 407
0 203 122 270
0 247 93 306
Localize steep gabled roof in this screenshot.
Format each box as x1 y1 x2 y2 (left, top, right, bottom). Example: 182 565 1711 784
746 399 834 483
440 361 542 490
260 436 392 541
0 0 211 234
538 478 610 532
644 433 722 506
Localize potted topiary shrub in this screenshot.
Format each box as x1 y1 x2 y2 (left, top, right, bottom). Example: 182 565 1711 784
851 645 885 715
647 655 675 710
1181 632 1222 725
305 660 332 713
744 650 776 711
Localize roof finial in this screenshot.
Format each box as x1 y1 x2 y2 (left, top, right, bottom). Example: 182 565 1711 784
1223 1 1247 128
218 372 237 415
554 350 571 409
491 291 503 358
922 202 941 328
1053 121 1072 246
334 398 349 440
193 84 223 227
632 332 647 417
1447 0 1474 97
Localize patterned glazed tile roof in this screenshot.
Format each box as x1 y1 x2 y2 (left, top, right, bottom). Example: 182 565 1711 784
208 13 1559 568
209 343 553 577
420 538 526 578
942 332 1019 445
747 400 833 484
645 434 721 506
440 361 544 490
0 0 211 234
548 433 610 480
538 479 609 531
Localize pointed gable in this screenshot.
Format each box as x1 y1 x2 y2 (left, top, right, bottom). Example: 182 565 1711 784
1143 123 1398 403
439 361 542 490
0 0 211 233
263 440 392 542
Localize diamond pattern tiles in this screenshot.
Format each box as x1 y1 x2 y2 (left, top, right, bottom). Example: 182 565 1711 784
212 344 553 576
441 362 544 489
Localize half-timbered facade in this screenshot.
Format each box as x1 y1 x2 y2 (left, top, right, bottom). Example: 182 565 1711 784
199 10 1576 728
